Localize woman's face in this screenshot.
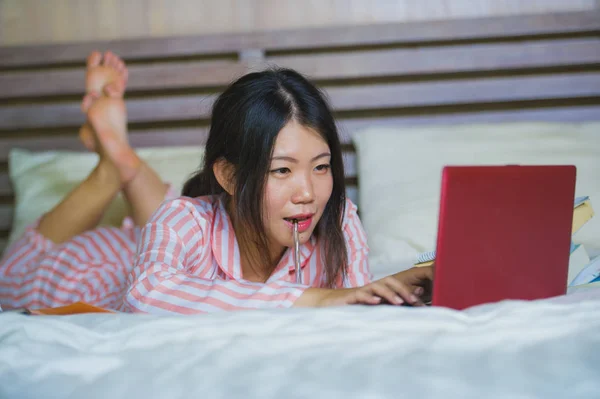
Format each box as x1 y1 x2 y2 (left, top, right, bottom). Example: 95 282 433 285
263 120 334 258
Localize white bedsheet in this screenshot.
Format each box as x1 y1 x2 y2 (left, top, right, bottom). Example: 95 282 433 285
1 289 600 399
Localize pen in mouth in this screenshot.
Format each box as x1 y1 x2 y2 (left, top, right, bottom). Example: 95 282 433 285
293 219 302 284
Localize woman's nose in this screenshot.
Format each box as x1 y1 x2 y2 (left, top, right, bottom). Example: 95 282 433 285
292 176 315 203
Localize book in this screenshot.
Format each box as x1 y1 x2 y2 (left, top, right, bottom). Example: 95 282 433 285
566 281 600 295
414 251 435 267
1 301 114 315
570 256 600 287
573 196 594 234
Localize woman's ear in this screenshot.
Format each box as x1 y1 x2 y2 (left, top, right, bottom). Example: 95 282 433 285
213 158 235 195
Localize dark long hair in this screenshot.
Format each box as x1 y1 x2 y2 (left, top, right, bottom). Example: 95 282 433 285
182 68 347 287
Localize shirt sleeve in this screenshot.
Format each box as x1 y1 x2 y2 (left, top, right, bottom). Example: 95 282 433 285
340 199 373 288
123 198 307 315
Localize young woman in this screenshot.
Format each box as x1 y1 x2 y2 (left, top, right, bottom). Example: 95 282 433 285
124 68 433 314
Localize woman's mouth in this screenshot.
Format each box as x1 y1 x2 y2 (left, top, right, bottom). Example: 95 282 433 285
284 215 314 233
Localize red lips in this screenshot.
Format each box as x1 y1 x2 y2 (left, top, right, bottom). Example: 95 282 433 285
284 214 314 233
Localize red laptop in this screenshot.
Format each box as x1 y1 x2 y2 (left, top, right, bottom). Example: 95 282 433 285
431 165 576 310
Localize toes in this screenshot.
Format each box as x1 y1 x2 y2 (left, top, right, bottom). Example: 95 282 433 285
87 51 102 68
102 51 114 67
117 60 128 80
121 67 129 85
88 51 128 96
105 51 127 73
104 51 122 70
81 92 100 112
116 58 125 71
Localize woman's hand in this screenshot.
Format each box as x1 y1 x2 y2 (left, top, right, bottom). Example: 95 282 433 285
295 266 434 308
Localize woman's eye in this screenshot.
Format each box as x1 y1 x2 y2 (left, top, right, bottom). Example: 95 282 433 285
271 167 291 175
315 164 331 172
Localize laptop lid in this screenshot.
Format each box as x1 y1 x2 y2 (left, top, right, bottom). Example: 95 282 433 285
431 165 576 310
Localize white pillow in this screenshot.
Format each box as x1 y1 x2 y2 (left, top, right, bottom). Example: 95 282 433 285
8 147 205 246
353 122 600 269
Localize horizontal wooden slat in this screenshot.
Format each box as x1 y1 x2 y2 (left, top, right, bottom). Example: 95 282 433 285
2 104 600 165
1 11 598 68
327 72 600 111
2 72 599 130
0 237 7 256
0 61 248 99
338 105 600 135
0 128 206 162
2 38 599 99
0 101 86 130
0 172 10 197
269 37 600 80
0 95 213 129
0 204 12 232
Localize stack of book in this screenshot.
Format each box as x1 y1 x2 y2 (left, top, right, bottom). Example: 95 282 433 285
568 196 599 288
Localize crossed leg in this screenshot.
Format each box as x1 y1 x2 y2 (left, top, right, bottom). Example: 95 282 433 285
38 51 168 244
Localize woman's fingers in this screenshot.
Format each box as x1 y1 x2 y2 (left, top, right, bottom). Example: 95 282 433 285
350 268 434 306
368 282 406 305
349 288 381 305
385 277 424 306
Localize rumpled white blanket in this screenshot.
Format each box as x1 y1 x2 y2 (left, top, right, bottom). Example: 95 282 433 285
1 289 599 399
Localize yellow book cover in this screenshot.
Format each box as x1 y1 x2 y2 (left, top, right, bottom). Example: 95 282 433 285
573 198 594 234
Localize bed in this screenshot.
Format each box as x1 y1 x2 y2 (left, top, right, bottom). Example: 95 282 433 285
1 10 600 399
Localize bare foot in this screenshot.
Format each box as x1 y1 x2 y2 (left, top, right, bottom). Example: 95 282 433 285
87 97 140 183
79 51 129 151
85 51 129 99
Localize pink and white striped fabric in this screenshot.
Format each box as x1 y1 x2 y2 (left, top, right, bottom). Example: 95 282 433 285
0 195 371 313
0 184 180 311
0 218 139 311
124 195 372 314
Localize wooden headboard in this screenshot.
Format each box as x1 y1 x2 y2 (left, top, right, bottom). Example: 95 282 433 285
1 11 599 253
